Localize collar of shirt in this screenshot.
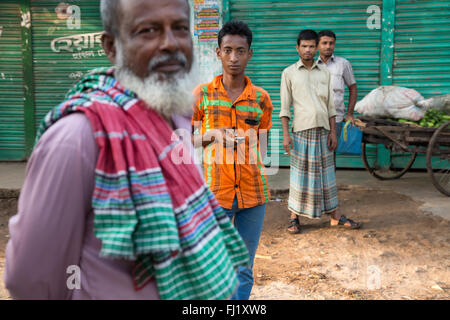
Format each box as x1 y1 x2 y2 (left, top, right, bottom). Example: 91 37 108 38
212 74 254 103
295 58 320 70
317 54 335 65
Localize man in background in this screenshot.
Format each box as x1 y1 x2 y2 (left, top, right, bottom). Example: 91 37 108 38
317 30 363 228
317 30 357 144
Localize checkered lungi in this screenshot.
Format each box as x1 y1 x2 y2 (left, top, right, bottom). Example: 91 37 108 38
288 128 338 219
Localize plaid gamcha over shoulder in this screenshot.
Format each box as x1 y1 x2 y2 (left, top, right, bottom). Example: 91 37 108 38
35 68 250 300
192 75 273 210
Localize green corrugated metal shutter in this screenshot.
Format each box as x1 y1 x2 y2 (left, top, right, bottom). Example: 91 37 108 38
30 0 111 129
0 2 26 160
229 0 382 167
393 0 450 97
392 0 450 169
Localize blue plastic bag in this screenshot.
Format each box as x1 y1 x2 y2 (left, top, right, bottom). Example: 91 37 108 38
337 121 363 155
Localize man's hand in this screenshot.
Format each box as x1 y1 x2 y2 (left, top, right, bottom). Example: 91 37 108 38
328 131 338 151
283 135 293 155
205 127 234 148
192 127 235 149
344 113 355 124
215 127 236 148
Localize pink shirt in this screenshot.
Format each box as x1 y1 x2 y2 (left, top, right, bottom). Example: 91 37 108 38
3 112 194 299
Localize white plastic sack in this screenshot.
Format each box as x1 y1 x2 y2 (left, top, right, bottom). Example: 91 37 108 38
355 86 425 121
416 94 450 114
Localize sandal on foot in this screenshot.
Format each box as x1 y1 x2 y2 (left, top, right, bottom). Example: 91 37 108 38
287 218 301 234
332 215 362 229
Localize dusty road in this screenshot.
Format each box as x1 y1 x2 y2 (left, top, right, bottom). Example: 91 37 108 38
1 186 449 300
250 187 450 300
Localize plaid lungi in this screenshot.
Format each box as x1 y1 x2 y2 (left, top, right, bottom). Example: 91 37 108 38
288 128 338 219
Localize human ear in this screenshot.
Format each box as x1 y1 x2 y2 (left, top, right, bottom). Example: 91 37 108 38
216 47 221 59
101 32 117 64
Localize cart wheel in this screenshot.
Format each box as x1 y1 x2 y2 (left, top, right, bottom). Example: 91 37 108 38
426 121 450 196
362 142 417 180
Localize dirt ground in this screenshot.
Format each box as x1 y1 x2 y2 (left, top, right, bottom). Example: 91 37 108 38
1 186 449 300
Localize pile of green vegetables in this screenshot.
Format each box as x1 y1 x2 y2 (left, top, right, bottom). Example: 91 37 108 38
395 109 450 128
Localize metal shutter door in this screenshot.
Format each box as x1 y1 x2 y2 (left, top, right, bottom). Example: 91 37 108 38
393 0 450 97
0 2 26 160
30 0 111 129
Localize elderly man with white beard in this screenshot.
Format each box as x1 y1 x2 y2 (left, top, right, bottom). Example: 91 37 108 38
3 0 249 300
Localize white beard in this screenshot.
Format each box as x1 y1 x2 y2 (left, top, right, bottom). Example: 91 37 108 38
114 42 199 118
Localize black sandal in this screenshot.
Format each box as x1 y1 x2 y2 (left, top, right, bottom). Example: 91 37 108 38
333 215 362 229
287 218 301 234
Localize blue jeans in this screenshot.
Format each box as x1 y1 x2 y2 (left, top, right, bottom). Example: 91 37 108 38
223 198 266 300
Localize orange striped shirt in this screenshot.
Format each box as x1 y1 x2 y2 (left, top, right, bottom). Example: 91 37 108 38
192 75 273 209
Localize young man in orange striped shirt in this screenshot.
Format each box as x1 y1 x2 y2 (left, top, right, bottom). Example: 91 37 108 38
192 21 273 300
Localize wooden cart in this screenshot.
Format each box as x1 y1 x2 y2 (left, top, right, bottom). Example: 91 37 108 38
357 116 450 196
